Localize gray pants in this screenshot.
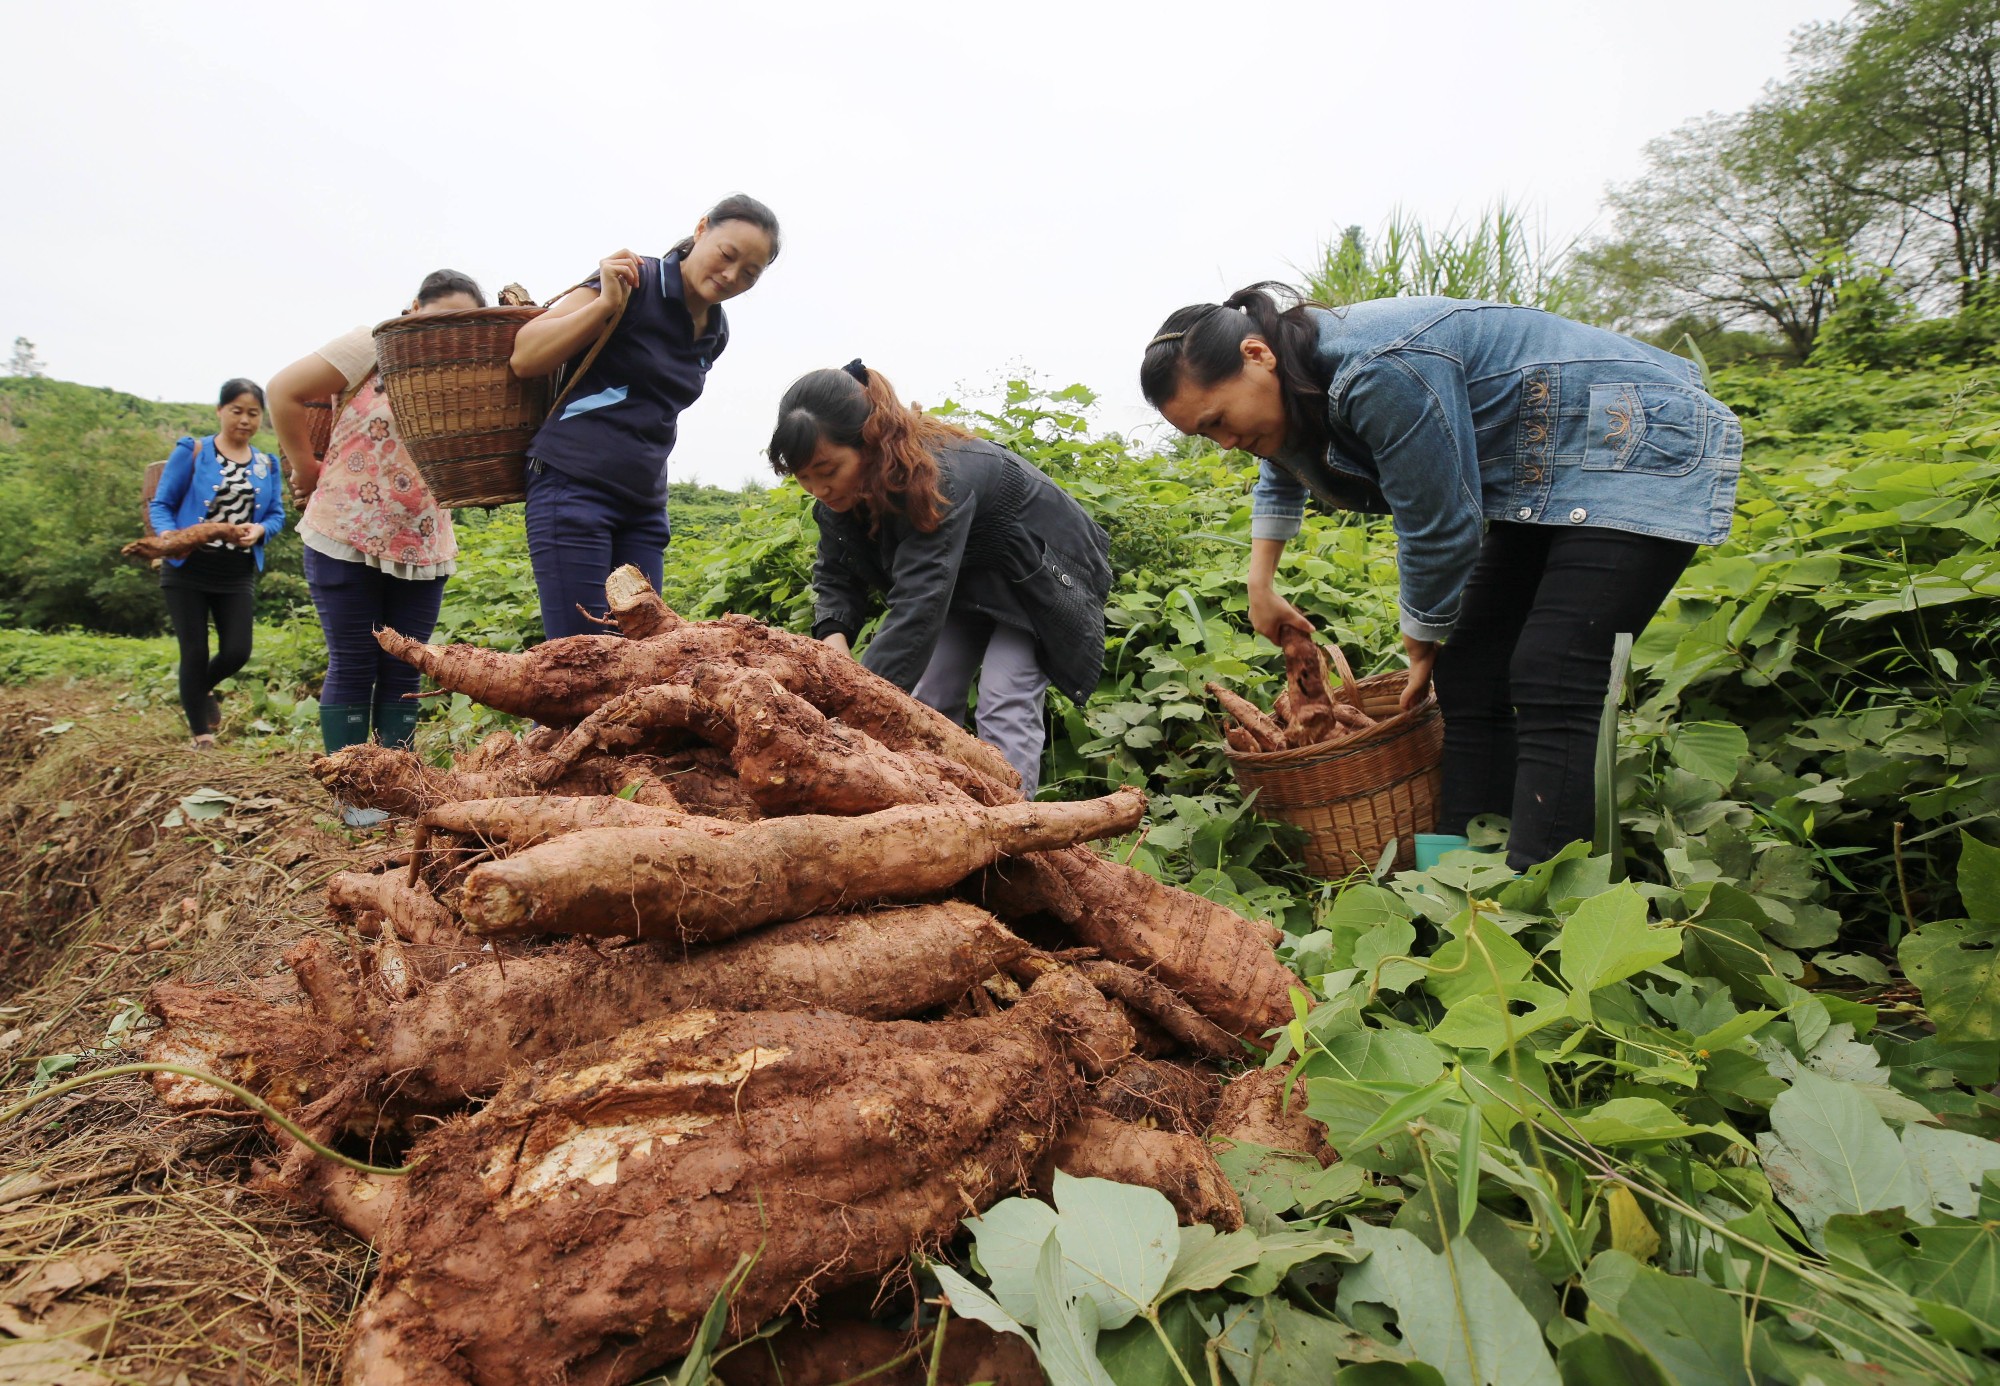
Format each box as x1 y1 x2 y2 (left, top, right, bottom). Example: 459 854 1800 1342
911 615 1048 795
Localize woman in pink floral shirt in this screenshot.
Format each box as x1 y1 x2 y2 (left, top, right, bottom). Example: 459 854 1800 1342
268 270 483 825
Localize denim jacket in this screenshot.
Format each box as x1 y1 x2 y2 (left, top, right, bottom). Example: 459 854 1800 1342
147 434 288 571
1252 300 1742 641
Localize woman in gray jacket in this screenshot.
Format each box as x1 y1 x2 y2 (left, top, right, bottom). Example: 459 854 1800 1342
767 361 1112 794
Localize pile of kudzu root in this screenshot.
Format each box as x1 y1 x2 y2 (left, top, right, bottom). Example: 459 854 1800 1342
141 567 1333 1386
1208 627 1379 754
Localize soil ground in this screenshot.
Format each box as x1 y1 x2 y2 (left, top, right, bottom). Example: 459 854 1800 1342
0 685 397 1384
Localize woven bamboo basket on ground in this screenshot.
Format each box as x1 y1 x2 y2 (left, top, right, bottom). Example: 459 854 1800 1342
373 307 550 508
1223 668 1445 877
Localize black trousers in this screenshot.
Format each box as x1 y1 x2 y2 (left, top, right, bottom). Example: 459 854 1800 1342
1433 522 1695 871
161 583 255 736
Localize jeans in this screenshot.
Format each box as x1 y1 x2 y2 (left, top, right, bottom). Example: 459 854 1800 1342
1433 522 1695 871
910 615 1048 794
160 585 254 736
303 546 448 705
524 461 671 641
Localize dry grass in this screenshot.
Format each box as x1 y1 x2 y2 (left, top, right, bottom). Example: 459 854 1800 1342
0 687 405 1384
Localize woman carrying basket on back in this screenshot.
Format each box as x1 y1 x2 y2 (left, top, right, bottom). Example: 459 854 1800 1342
767 361 1113 795
510 194 780 640
1140 285 1742 874
268 269 487 827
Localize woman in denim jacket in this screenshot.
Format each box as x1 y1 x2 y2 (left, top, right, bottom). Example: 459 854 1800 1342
1141 284 1742 872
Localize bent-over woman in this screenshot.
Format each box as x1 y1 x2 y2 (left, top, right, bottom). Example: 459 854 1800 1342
510 194 779 639
1141 285 1742 872
269 269 485 825
149 379 287 748
768 362 1113 794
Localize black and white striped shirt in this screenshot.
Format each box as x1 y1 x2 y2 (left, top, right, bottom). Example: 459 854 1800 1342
203 453 256 547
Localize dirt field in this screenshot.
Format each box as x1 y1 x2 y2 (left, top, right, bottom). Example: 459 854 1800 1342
0 688 382 1383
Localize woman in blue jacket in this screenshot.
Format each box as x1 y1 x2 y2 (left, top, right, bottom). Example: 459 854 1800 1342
1141 284 1741 873
148 378 287 747
509 194 779 640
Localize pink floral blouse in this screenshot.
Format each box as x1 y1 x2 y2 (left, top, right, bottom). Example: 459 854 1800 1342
301 366 456 578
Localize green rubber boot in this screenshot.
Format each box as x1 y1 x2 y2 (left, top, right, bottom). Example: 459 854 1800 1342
319 703 372 755
373 700 422 751
1413 833 1471 871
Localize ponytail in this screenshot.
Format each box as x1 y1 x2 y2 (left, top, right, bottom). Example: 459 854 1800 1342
1140 281 1331 453
766 363 972 536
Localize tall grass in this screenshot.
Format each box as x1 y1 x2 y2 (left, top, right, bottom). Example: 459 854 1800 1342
1303 201 1591 317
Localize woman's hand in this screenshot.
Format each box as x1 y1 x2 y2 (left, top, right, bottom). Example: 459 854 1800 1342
1400 634 1439 710
822 631 853 658
1248 582 1314 646
236 523 266 547
596 250 641 314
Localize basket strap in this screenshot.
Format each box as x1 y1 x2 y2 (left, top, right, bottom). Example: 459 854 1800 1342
543 277 629 421
1326 643 1363 706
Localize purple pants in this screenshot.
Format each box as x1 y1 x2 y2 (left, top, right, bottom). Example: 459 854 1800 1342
524 461 670 641
303 545 448 705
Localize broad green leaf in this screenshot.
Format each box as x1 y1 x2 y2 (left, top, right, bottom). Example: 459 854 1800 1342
1604 1187 1660 1263
1425 914 1533 1008
1960 830 2000 922
1219 1298 1379 1385
1581 1250 1773 1386
1555 1331 1672 1386
1156 1224 1264 1300
1454 1099 1482 1236
1669 722 1749 786
1899 918 2000 1045
930 1261 1029 1342
1563 1098 1708 1147
1225 1226 1362 1298
1554 885 1683 994
1032 1234 1118 1386
1336 1223 1560 1386
1825 1210 2000 1350
1348 1081 1456 1149
1903 1122 2000 1220
1046 1172 1177 1330
1391 1189 1561 1328
1428 985 1570 1057
964 1196 1059 1325
1095 1294 1207 1385
1757 1069 1919 1243
1355 919 1425 994
1311 1028 1446 1086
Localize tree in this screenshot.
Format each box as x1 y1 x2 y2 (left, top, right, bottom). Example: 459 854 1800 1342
1800 0 2000 306
1579 85 1927 360
7 337 44 377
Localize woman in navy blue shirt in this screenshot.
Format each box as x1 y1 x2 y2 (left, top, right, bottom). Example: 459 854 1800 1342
148 378 288 747
510 194 779 639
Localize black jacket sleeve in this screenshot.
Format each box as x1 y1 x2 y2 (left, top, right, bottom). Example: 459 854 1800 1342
857 476 978 691
810 505 876 642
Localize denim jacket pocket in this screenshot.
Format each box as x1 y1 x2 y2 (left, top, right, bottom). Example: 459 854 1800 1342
1582 383 1707 477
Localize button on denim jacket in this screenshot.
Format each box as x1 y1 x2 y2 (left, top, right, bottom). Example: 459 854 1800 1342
1252 300 1743 641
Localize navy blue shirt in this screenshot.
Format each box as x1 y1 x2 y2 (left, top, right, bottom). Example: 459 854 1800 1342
526 250 728 506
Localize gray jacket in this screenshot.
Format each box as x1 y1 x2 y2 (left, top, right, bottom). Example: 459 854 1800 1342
810 437 1113 705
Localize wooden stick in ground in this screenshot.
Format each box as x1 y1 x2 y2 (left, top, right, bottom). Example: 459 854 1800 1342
1206 683 1285 751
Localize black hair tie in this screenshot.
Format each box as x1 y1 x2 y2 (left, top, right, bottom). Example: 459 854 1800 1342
842 359 869 385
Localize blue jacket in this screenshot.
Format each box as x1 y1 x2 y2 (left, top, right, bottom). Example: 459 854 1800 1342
147 434 287 570
1251 300 1742 641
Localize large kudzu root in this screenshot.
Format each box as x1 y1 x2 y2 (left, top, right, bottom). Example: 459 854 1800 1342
418 795 731 853
342 974 1117 1386
534 682 736 775
143 983 342 1114
1036 1110 1244 1230
982 848 1300 1047
604 562 681 639
356 903 1034 1115
1088 1057 1225 1135
315 744 677 818
121 522 239 562
1076 960 1245 1061
377 608 1017 787
1212 1065 1337 1166
459 790 1146 941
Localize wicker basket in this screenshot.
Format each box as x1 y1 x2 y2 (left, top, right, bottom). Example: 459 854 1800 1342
1223 669 1445 877
372 307 551 508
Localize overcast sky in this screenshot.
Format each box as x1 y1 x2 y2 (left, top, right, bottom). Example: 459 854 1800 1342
6 0 1847 489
